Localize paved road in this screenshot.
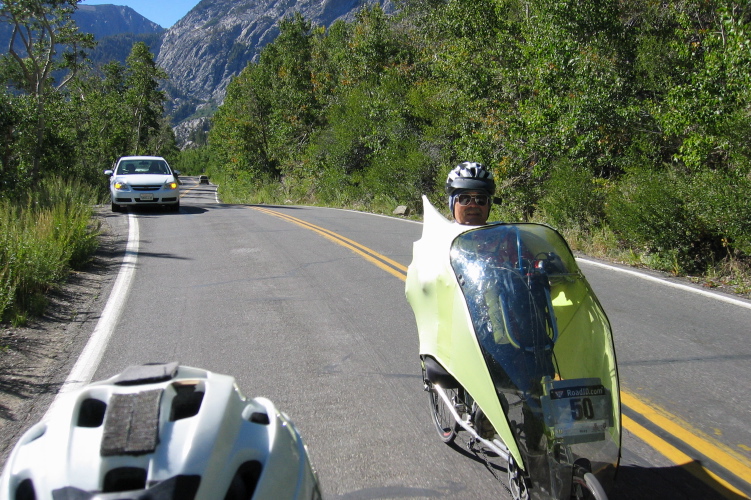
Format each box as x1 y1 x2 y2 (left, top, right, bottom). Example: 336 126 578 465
50 177 751 498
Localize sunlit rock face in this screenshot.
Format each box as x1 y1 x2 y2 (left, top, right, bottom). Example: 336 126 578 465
157 0 394 127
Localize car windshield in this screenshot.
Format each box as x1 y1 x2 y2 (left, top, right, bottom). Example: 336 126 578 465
116 160 169 175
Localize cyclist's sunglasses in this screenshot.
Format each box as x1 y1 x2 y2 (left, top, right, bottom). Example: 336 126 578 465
456 194 490 206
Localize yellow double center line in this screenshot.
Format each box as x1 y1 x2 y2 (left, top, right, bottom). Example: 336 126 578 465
253 206 751 498
252 206 408 279
177 179 204 198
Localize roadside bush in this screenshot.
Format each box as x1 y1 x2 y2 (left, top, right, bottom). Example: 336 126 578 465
0 177 99 324
36 177 101 268
606 168 697 271
361 139 434 213
537 162 606 231
686 169 751 257
210 169 279 205
605 167 750 273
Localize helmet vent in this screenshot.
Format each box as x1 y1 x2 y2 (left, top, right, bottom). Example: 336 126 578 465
224 461 263 500
113 362 178 386
170 384 204 421
249 411 270 425
103 467 147 493
77 398 107 427
14 479 35 500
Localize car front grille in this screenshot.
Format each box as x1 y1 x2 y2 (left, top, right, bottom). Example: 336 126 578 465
132 185 161 191
115 198 133 202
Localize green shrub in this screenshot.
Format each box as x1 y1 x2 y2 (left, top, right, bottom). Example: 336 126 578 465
0 249 16 321
686 170 751 256
606 168 696 270
362 139 434 212
537 162 606 231
173 147 212 177
605 167 750 273
0 177 99 322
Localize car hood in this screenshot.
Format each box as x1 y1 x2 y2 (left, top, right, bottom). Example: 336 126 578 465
113 174 175 185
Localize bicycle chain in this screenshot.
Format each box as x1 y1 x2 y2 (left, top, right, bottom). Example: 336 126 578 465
466 437 514 498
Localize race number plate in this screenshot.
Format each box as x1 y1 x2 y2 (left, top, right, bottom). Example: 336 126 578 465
140 193 154 201
541 378 612 443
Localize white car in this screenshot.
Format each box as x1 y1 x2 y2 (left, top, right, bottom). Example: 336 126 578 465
105 156 181 212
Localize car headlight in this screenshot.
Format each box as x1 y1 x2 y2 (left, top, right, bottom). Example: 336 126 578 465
114 182 128 190
165 181 178 190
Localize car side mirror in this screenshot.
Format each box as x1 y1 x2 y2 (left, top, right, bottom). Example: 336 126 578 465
104 170 113 176
173 170 180 176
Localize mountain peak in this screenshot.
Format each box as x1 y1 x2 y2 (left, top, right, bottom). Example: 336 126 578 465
75 4 164 38
158 0 393 126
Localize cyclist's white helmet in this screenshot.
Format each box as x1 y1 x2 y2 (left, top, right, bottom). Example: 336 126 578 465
0 363 321 500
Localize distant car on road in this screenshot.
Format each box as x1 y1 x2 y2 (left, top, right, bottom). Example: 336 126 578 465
105 156 181 212
199 175 209 184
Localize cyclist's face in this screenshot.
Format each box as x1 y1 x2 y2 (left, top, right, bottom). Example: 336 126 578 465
454 191 491 225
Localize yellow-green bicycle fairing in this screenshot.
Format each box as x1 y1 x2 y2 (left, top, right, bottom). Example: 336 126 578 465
406 196 620 492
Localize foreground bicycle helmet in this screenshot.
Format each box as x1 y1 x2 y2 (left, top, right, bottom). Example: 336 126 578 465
445 162 495 212
0 363 321 500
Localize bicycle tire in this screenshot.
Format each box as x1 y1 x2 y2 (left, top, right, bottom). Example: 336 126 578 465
428 386 460 444
571 470 608 500
507 454 530 500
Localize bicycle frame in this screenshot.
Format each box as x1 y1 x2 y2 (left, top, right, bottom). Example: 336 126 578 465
432 383 511 462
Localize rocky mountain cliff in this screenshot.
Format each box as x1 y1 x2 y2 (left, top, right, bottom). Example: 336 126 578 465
2 0 394 146
0 4 162 59
158 0 394 129
75 4 164 38
78 6 165 75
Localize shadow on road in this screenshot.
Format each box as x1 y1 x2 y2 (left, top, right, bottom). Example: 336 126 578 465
115 205 208 216
612 462 746 499
441 435 744 499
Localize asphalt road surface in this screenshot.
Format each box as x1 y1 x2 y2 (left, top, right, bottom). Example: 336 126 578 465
25 177 751 499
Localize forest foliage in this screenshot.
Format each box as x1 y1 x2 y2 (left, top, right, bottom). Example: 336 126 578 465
0 0 177 199
204 0 751 276
1 0 750 304
0 0 177 322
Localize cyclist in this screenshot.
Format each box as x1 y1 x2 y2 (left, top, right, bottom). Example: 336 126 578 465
446 161 495 226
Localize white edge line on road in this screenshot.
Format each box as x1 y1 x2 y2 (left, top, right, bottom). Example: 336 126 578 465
264 203 751 310
44 213 139 418
328 206 751 309
577 257 751 310
315 205 423 224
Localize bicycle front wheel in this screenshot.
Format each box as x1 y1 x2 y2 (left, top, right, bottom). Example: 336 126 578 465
429 386 461 444
571 469 608 500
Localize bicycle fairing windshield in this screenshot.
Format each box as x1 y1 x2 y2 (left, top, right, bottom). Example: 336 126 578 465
452 225 620 497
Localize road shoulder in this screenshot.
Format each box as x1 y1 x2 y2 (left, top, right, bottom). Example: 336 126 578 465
0 207 127 467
